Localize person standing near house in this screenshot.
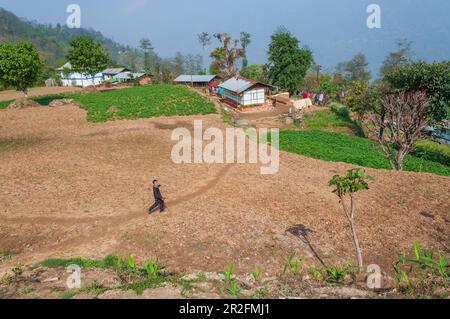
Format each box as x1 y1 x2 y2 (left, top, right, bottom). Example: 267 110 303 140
318 92 325 106
149 179 166 214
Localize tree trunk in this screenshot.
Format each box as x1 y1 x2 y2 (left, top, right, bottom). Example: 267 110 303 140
349 217 363 268
341 195 363 268
378 106 386 140
396 148 407 171
22 87 28 98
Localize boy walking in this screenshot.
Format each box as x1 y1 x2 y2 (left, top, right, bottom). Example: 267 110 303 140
149 179 166 214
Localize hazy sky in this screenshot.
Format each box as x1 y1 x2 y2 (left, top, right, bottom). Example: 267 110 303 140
1 0 449 74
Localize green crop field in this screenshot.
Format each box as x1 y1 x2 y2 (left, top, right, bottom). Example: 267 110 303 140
71 85 216 122
2 85 216 122
275 130 450 176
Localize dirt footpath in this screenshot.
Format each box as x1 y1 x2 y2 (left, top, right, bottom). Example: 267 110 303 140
0 105 449 278
0 87 82 102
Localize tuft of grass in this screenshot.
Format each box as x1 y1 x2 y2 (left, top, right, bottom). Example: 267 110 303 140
60 290 78 299
0 100 12 109
40 255 122 270
252 288 269 299
20 286 33 295
121 276 168 295
32 94 66 106
251 267 262 282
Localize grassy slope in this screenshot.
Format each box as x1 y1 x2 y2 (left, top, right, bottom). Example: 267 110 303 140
278 104 450 176
278 130 450 176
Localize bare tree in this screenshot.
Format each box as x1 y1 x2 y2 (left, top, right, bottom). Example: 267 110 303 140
210 33 245 78
366 91 430 171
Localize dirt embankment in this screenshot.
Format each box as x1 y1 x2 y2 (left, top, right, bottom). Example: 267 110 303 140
0 104 448 287
0 87 82 102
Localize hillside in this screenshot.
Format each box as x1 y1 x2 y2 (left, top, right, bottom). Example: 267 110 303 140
0 7 130 66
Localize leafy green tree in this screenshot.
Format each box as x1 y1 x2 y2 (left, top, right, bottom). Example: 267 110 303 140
240 64 267 82
240 32 251 69
329 169 373 268
380 39 413 77
0 42 43 97
337 53 371 82
139 38 156 74
345 80 382 119
125 49 139 71
67 37 109 85
384 61 450 122
268 27 313 95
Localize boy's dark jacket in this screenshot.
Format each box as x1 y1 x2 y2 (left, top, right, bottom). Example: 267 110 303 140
153 184 163 200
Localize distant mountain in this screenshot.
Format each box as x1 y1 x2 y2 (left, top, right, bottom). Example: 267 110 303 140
0 7 130 67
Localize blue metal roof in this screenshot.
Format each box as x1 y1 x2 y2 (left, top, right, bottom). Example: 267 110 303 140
174 75 217 83
219 77 256 94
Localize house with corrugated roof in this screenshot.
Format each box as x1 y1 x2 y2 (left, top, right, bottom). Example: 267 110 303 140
218 77 273 108
174 75 220 87
102 68 132 81
57 62 105 88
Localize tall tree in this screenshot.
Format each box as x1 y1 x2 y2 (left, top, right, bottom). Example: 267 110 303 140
197 32 211 74
140 38 156 74
210 33 245 78
380 39 413 77
240 64 268 82
185 54 203 75
67 37 109 86
173 52 185 76
0 42 43 97
240 32 251 69
124 49 139 71
267 27 314 95
337 53 371 82
198 32 211 50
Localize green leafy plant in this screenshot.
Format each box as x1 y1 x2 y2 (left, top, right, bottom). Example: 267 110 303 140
143 257 163 278
329 169 373 268
223 261 235 283
127 255 138 273
308 267 323 281
322 264 348 284
284 252 304 274
394 241 448 298
228 280 240 297
251 267 262 281
394 241 450 295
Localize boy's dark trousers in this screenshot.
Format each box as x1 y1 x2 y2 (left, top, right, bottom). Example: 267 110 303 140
149 199 165 213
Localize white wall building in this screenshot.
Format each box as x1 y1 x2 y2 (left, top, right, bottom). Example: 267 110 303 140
57 62 105 88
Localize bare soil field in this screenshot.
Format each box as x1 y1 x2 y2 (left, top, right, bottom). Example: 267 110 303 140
0 104 448 297
0 87 82 102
